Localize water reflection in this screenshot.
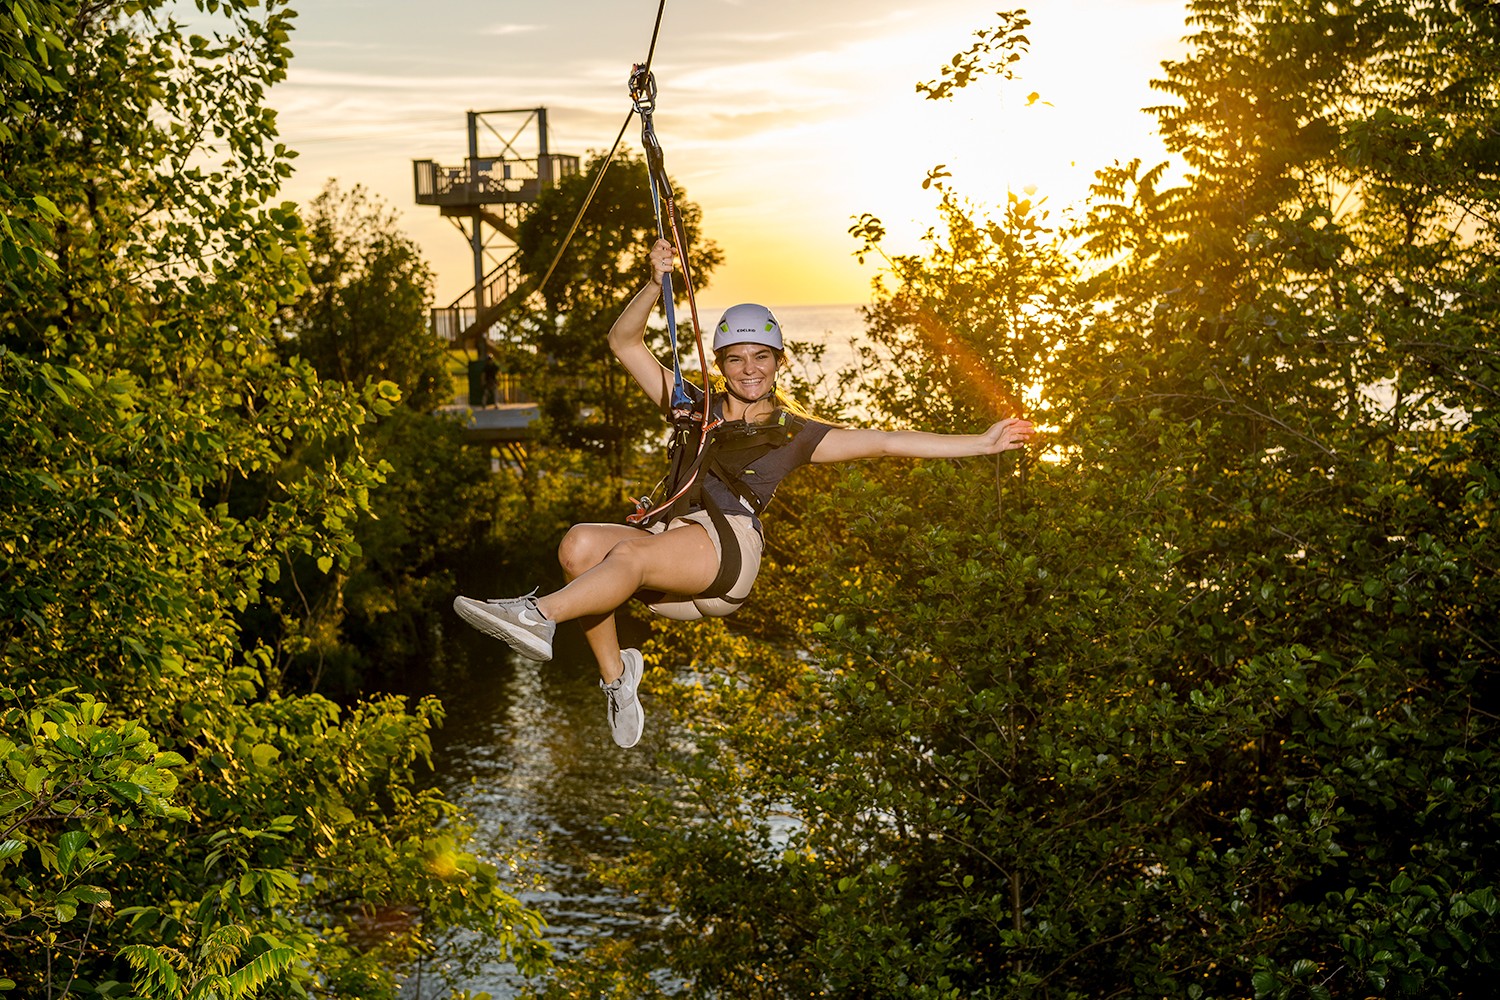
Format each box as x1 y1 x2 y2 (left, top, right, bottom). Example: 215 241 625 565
406 627 668 997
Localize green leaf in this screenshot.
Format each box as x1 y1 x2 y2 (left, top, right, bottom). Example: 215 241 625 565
226 948 297 996
108 781 144 804
72 885 111 905
119 944 181 993
55 829 88 875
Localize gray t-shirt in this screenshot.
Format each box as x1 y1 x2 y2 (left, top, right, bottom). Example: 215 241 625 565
693 402 834 524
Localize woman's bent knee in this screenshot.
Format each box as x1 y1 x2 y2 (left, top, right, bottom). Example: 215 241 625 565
558 524 622 578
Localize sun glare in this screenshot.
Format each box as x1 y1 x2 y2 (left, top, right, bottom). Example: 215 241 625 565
665 2 1184 305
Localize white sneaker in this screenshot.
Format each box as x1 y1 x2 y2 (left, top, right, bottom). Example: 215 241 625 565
452 591 556 662
601 648 645 748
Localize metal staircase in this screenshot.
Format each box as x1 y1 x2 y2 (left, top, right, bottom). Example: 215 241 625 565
429 249 528 349
413 108 578 353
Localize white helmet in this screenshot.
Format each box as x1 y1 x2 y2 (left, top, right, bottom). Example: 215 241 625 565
713 303 783 353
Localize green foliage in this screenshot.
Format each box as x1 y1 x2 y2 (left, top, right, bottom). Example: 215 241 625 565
848 180 1078 432
543 1 1500 997
517 149 720 316
118 925 296 1000
242 405 518 696
0 691 188 979
915 9 1031 101
279 181 449 412
1 1 545 995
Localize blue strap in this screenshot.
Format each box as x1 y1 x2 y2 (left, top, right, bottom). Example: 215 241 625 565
646 168 693 411
634 67 698 414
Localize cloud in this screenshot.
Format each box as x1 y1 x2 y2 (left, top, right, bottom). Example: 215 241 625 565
482 23 541 37
291 39 384 52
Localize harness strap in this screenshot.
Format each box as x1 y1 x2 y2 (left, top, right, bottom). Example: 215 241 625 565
629 412 805 602
631 496 750 605
698 491 747 600
630 411 803 526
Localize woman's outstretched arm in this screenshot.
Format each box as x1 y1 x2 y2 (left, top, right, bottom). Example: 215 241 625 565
810 418 1036 464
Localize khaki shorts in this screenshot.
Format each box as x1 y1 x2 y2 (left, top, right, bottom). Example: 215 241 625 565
642 509 762 621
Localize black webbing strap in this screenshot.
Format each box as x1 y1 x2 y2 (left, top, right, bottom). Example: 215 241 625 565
631 413 804 602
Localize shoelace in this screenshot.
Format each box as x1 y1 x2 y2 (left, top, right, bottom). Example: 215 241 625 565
485 587 540 607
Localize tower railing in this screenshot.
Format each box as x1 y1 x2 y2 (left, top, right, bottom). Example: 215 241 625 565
413 154 580 208
431 250 529 348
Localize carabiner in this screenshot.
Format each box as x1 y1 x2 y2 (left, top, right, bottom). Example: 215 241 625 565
629 64 658 116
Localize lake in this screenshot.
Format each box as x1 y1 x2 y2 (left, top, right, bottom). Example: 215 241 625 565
403 628 670 998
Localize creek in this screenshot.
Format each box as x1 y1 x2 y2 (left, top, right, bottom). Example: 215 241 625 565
402 624 672 998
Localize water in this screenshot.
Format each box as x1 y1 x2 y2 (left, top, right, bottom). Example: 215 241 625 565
407 303 869 997
405 624 670 998
764 302 867 342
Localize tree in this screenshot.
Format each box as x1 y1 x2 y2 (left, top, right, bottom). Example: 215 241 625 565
510 149 722 478
539 3 1500 997
255 181 512 696
0 1 544 994
279 181 451 412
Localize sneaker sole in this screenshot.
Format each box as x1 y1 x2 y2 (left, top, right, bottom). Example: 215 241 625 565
611 649 645 748
453 596 553 662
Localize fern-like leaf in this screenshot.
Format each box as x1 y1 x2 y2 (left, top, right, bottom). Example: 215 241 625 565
118 944 184 998
225 949 297 998
197 923 251 976
185 974 231 1000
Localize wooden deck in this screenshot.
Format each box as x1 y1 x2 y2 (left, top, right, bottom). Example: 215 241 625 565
435 402 539 443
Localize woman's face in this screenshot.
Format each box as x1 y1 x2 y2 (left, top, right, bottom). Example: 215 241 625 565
719 343 779 401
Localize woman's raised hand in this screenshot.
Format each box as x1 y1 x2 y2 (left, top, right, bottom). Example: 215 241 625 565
649 238 678 285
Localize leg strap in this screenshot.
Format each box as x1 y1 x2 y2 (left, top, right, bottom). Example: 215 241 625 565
630 500 746 605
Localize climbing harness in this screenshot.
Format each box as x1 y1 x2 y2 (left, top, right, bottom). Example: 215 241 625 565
633 407 808 602
621 39 729 547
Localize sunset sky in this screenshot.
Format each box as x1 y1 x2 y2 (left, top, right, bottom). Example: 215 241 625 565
271 0 1192 307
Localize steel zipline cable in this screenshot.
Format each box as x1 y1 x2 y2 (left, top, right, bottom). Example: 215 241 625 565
532 0 671 301
525 0 721 529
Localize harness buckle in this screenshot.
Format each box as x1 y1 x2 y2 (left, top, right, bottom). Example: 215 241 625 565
625 498 652 525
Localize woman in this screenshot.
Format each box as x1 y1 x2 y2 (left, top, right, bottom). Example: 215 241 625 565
455 238 1035 748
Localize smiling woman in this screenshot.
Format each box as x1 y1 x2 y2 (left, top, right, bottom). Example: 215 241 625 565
452 238 1035 750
